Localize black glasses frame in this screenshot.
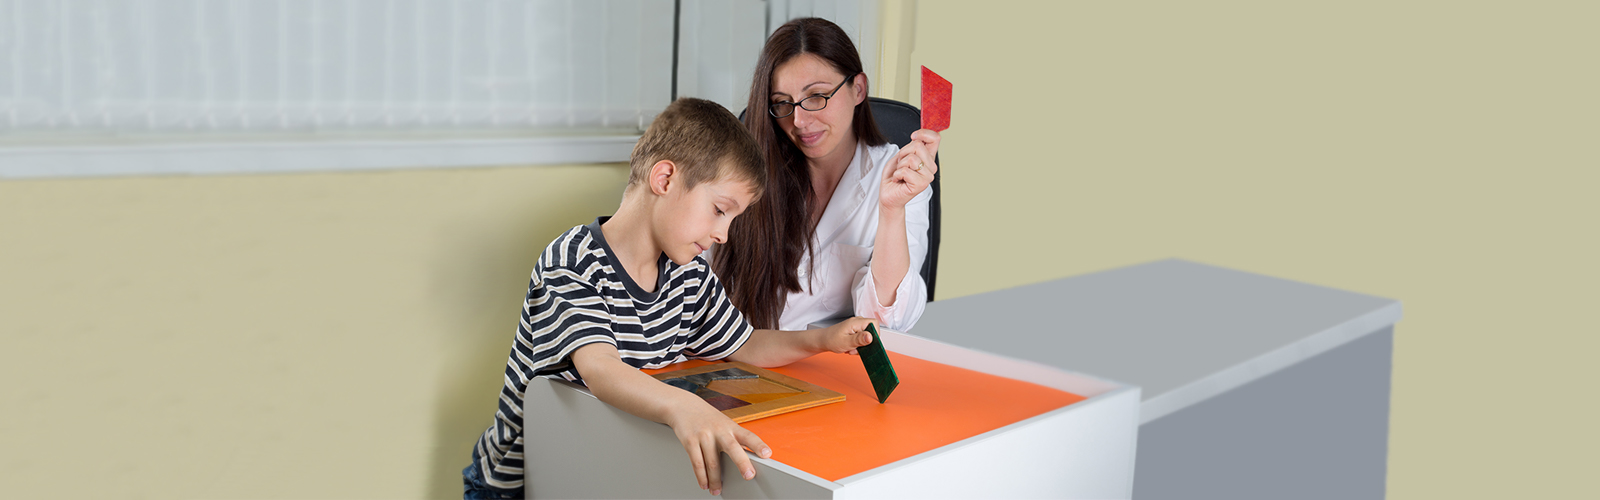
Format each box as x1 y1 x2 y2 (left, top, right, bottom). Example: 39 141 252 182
768 76 855 118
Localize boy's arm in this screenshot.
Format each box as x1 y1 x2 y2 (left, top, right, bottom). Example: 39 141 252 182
570 342 771 496
726 317 876 368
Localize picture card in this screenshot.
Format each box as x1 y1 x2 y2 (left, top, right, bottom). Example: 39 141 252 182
921 66 952 131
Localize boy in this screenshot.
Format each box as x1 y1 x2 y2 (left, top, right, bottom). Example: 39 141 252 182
463 98 876 499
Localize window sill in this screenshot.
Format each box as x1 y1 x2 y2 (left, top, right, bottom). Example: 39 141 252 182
0 135 639 179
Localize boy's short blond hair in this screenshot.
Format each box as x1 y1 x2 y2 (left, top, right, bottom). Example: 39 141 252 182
629 98 766 199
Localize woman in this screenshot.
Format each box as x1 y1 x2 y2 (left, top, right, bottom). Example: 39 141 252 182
714 17 940 332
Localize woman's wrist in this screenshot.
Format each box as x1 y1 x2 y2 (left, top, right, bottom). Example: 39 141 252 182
877 203 906 220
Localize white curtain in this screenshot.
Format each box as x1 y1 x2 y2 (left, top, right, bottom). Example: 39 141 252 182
0 0 674 136
0 0 880 177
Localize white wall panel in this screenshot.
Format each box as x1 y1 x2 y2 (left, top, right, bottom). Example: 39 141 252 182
678 0 879 116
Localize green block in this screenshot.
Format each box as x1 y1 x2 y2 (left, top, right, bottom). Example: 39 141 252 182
858 323 900 403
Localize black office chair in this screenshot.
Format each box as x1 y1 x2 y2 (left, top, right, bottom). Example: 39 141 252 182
738 97 941 301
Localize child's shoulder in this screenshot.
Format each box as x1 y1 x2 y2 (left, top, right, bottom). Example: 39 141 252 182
536 222 607 274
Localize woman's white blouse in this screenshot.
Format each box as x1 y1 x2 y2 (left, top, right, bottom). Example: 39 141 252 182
776 142 931 332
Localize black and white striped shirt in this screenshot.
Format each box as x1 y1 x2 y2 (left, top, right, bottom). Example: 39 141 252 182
473 218 754 489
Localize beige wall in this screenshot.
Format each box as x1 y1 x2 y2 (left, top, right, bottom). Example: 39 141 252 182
1 165 631 498
2 1 1595 498
898 1 1597 499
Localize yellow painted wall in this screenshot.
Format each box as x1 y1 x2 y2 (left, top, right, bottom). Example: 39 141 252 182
1 165 630 498
2 1 1595 498
895 1 1597 498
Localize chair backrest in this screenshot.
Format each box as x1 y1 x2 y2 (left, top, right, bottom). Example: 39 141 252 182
736 98 942 301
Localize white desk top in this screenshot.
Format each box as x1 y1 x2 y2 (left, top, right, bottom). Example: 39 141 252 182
908 259 1402 423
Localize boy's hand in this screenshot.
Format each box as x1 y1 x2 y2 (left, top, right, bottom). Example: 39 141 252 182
821 317 877 355
572 343 772 496
725 318 877 367
664 401 772 496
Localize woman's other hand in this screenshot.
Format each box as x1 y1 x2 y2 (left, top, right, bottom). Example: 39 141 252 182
880 129 941 211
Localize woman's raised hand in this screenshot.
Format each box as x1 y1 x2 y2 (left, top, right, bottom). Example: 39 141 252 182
880 129 941 211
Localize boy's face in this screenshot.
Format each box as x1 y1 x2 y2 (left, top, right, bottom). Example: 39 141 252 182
654 169 756 266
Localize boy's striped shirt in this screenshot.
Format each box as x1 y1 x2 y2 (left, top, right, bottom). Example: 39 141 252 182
472 218 754 490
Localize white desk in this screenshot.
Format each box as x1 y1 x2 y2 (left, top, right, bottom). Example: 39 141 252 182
912 259 1401 499
522 330 1140 499
520 258 1399 499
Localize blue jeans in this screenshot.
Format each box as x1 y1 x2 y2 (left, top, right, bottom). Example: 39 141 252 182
462 460 525 500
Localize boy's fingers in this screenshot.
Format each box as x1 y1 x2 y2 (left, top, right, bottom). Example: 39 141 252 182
703 437 723 493
687 442 708 490
736 426 772 460
723 434 757 481
835 322 864 350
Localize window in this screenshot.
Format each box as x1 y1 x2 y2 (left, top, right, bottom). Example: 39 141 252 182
0 0 877 178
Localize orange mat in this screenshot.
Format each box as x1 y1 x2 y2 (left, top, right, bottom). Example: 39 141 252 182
646 352 1085 481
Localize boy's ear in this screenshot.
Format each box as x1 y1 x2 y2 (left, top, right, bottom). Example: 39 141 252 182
649 160 676 196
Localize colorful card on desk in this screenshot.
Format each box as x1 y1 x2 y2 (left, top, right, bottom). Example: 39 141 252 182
920 66 952 131
858 323 901 403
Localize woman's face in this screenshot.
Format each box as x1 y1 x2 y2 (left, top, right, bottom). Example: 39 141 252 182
770 53 864 164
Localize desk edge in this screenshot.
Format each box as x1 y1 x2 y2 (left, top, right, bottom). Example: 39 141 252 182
1139 300 1402 424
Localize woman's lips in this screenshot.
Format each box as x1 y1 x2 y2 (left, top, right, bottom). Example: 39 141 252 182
797 131 824 147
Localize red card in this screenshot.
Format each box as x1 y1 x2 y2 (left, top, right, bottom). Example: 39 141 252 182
920 66 952 131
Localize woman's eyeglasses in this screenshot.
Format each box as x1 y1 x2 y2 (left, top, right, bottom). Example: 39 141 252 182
768 76 854 118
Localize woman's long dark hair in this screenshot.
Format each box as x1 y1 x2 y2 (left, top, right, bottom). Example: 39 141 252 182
713 17 888 329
